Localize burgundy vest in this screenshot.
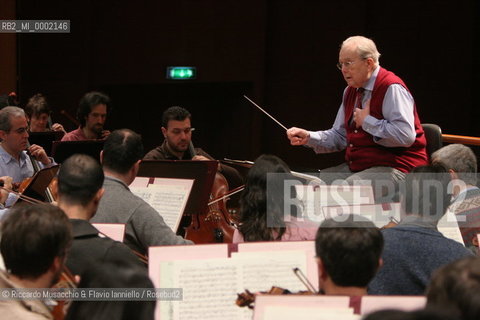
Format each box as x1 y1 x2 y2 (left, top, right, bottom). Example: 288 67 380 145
344 67 428 173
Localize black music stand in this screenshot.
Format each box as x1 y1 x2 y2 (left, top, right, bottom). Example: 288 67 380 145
28 131 65 156
21 165 60 202
51 140 104 163
138 160 218 218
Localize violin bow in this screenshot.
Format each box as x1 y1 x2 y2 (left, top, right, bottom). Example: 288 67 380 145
0 185 44 205
207 185 245 206
293 267 316 293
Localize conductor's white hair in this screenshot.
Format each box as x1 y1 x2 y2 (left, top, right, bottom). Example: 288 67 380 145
341 36 381 66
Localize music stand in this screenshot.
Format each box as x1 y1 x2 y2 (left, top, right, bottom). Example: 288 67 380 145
28 131 65 156
21 165 60 202
51 140 104 163
138 160 218 217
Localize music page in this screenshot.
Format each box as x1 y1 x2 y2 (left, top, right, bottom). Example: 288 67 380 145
130 178 193 232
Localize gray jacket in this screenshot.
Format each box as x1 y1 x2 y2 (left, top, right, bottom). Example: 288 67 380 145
91 176 192 256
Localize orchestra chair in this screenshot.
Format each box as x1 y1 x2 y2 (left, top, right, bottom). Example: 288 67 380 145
422 123 443 158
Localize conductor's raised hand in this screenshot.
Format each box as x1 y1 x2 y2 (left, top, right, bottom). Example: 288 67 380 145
286 127 310 146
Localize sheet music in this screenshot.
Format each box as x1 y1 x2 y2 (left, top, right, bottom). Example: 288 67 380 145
92 223 125 242
437 208 465 245
322 203 401 228
253 295 351 320
158 251 308 320
130 177 150 188
237 241 318 291
262 306 358 320
149 244 229 288
0 252 4 270
295 185 375 223
130 178 193 232
233 251 308 292
159 259 251 320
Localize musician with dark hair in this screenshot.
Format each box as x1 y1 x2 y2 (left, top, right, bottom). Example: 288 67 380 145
91 129 192 256
233 154 318 242
24 93 65 133
144 106 215 161
315 215 383 295
144 105 243 187
56 154 146 275
61 91 111 141
65 260 155 320
0 204 72 319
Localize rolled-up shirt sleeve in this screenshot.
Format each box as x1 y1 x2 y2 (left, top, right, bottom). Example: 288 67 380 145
361 84 416 147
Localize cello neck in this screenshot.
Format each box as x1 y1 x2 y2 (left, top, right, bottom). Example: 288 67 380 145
188 141 196 158
26 142 41 173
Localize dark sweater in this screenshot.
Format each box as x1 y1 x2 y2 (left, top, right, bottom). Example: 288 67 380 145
66 219 146 276
368 217 473 295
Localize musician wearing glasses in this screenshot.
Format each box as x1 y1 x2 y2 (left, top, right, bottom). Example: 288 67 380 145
0 107 54 183
287 36 428 186
0 107 56 209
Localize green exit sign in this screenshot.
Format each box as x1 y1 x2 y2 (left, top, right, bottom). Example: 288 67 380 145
166 66 196 80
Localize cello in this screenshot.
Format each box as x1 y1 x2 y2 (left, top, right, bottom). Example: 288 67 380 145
15 142 58 203
183 142 241 243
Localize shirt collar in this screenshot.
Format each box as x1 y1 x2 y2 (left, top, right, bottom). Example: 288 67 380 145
105 175 130 189
398 214 438 230
452 185 480 203
0 144 28 165
160 140 180 160
363 65 380 92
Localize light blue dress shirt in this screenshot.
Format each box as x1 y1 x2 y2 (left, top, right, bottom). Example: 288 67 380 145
0 146 35 183
0 145 55 207
306 66 416 153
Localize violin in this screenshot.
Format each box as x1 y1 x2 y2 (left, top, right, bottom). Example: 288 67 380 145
96 230 148 265
183 142 241 243
1 184 46 205
236 267 317 309
236 286 315 309
380 217 399 230
51 266 77 320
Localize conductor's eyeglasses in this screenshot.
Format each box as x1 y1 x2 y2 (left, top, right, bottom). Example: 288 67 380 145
336 58 366 70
